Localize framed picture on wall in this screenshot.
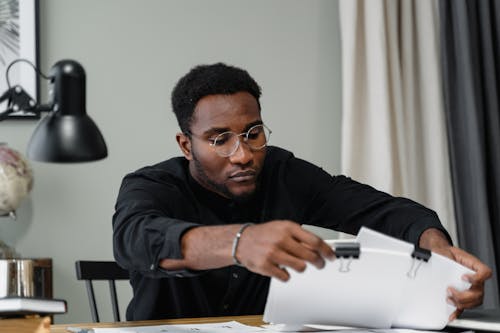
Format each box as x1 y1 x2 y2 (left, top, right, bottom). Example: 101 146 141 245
0 0 39 119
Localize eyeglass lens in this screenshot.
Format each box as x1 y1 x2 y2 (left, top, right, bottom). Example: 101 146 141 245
213 124 271 156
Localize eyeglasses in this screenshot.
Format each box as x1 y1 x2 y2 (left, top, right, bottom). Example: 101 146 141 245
190 124 272 157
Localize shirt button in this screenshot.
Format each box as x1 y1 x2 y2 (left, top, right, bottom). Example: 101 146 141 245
232 273 239 279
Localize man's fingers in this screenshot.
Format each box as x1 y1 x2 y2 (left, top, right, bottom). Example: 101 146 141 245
450 247 493 279
263 262 290 282
448 287 484 310
448 308 463 322
239 221 336 279
291 226 335 260
440 246 491 312
464 266 493 285
317 240 335 260
282 240 327 269
271 250 309 273
242 241 311 276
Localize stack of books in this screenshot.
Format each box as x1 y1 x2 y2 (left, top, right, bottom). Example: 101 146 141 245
0 297 66 333
0 297 66 317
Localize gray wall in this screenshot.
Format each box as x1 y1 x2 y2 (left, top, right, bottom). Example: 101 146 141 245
0 0 341 324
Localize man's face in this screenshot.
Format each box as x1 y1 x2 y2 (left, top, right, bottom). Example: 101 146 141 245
177 91 266 201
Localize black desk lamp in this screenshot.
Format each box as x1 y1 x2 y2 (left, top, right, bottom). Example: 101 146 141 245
0 59 107 162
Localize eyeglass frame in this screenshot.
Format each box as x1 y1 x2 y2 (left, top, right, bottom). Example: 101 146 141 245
185 123 272 157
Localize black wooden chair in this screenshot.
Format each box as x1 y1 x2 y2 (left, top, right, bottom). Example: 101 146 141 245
75 260 129 322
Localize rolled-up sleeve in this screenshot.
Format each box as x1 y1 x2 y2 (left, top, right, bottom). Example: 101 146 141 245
112 171 202 278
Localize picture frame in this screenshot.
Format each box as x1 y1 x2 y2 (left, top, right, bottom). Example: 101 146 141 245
0 0 39 119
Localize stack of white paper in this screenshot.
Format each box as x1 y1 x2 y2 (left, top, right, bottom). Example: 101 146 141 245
263 227 473 330
88 321 264 333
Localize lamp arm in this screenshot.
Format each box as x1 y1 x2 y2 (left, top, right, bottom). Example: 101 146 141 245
0 85 53 121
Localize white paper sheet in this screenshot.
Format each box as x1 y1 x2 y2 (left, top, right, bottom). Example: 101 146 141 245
447 308 500 331
263 323 472 333
357 227 474 329
263 228 473 330
92 321 265 333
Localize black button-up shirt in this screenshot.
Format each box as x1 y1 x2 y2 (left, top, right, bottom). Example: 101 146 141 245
112 146 448 320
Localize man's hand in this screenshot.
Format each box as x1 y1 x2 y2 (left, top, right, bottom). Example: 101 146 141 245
419 228 492 321
445 247 492 319
235 221 335 281
159 221 334 281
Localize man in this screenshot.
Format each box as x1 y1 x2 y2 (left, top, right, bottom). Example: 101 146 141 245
113 63 491 321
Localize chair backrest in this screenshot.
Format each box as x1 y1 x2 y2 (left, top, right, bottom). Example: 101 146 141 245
75 260 129 322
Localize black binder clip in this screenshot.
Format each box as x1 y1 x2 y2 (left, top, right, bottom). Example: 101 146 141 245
407 246 431 279
334 242 360 273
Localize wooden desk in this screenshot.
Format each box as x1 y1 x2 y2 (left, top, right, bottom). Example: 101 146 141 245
51 315 264 333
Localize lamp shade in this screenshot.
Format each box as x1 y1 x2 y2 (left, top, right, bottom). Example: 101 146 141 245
26 60 107 162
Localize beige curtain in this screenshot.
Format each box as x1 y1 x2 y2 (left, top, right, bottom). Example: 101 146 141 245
339 0 457 243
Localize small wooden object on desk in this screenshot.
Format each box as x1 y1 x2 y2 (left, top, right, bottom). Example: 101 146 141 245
0 315 51 333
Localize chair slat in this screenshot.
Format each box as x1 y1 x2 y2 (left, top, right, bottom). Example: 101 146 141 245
75 261 129 280
75 260 129 322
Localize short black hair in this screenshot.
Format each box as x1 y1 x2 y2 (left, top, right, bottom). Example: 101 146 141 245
171 63 262 133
